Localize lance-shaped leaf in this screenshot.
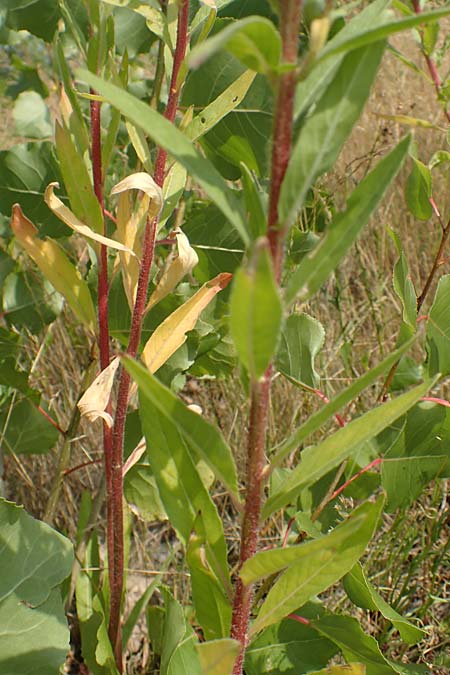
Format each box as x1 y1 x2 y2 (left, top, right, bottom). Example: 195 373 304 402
77 70 249 245
405 158 432 221
123 357 240 499
197 639 241 675
344 562 425 644
129 376 231 597
159 163 187 229
389 229 417 329
426 274 450 377
272 337 416 466
45 183 136 255
142 273 231 374
264 378 437 518
188 17 282 75
315 5 450 65
310 614 400 675
54 120 104 234
77 357 120 427
248 498 383 636
280 41 385 230
184 70 256 141
276 313 325 389
188 529 232 640
11 204 96 332
146 230 199 311
230 240 283 379
285 135 411 305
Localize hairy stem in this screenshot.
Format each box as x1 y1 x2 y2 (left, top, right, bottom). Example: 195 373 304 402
230 3 302 672
107 1 190 666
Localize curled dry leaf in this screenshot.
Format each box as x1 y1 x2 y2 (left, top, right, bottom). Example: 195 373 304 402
78 357 121 427
146 229 199 312
142 272 232 374
111 171 163 220
44 183 136 256
122 437 146 477
11 204 96 332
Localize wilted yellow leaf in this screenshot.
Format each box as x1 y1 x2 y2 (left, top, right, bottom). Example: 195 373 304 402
142 273 232 373
11 204 96 332
146 229 199 312
122 437 146 476
111 171 163 220
115 191 149 308
45 182 137 255
77 357 121 427
309 665 366 675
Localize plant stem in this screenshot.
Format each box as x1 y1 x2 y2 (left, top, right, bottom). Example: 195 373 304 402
230 3 302 672
107 1 190 666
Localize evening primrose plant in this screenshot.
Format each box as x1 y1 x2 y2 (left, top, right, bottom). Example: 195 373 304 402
0 1 449 674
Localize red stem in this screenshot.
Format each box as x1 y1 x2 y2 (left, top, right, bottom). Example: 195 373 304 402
107 2 190 667
90 96 116 638
36 405 65 436
412 0 450 123
230 3 302 673
329 457 383 502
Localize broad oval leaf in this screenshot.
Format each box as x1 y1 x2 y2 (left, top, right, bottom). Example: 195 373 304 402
426 274 450 377
405 157 432 221
276 313 325 389
0 499 73 674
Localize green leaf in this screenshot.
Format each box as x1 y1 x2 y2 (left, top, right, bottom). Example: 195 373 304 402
276 313 325 389
264 378 436 517
343 562 425 644
197 639 241 675
187 530 232 640
311 613 399 675
315 6 450 64
161 589 201 675
405 158 432 221
182 46 273 179
77 69 249 245
0 499 73 674
124 463 167 522
273 338 415 466
389 229 417 328
125 360 232 605
381 401 450 510
189 17 282 75
245 612 337 675
294 0 391 121
123 357 239 498
55 121 104 235
185 70 257 141
285 135 411 304
123 575 162 648
230 240 283 379
0 143 66 237
240 163 267 240
13 92 52 140
2 271 63 333
426 274 450 376
6 0 61 42
248 498 383 635
0 397 59 455
280 42 386 230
